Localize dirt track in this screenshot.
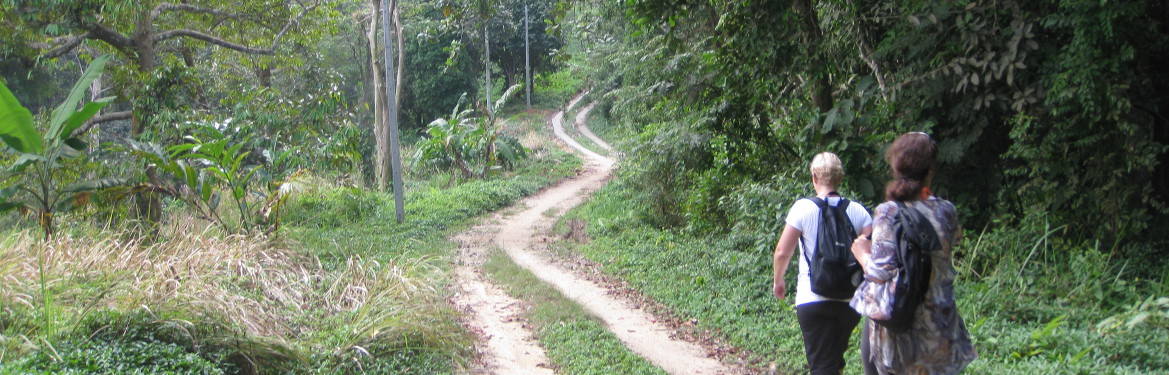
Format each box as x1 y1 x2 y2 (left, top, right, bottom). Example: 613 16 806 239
453 96 741 375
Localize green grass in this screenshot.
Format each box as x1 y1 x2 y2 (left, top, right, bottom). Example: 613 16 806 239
533 69 586 109
583 106 633 150
558 179 1169 375
483 250 665 375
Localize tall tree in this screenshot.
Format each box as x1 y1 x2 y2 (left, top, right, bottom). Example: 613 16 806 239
367 0 405 192
5 0 331 223
7 0 327 137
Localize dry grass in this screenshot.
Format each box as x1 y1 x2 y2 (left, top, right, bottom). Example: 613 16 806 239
0 217 451 369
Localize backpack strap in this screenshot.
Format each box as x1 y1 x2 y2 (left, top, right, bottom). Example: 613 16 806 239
798 196 851 266
798 197 824 266
894 201 941 260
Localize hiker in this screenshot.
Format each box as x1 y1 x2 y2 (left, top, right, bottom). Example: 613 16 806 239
773 152 873 375
849 132 977 374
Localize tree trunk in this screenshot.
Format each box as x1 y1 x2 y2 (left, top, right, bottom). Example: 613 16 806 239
792 0 833 113
129 17 163 228
484 25 491 107
394 3 404 114
368 0 390 191
384 0 406 222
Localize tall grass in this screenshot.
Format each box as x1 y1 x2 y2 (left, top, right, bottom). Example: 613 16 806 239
0 213 455 373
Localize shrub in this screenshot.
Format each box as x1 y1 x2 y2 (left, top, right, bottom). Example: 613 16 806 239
412 89 529 179
5 339 226 375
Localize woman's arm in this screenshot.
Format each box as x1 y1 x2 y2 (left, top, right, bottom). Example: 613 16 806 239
859 203 900 282
773 225 802 299
851 225 874 269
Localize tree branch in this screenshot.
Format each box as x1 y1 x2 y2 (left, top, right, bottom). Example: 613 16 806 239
151 3 241 21
30 33 91 58
153 1 320 56
154 29 276 54
80 22 133 51
75 111 132 136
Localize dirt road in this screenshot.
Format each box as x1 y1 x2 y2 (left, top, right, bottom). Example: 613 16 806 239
453 97 741 375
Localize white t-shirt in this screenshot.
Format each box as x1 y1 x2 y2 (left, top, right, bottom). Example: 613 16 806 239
785 196 873 306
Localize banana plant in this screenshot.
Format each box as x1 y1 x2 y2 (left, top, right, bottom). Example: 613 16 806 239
475 83 524 176
412 85 528 179
0 55 123 239
412 93 477 178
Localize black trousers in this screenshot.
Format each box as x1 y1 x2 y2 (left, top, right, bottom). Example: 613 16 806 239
796 301 861 375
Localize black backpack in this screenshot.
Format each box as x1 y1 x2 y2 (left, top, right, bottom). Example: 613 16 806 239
801 196 862 299
872 201 941 332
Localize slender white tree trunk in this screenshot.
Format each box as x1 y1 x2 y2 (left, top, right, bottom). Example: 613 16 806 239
485 25 491 107
383 0 405 221
368 0 390 190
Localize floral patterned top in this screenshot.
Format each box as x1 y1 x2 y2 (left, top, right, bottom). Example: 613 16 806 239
850 197 977 374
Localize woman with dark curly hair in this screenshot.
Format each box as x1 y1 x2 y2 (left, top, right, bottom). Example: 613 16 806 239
849 132 977 374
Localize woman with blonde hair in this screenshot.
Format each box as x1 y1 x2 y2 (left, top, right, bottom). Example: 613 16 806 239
849 132 977 374
773 152 873 375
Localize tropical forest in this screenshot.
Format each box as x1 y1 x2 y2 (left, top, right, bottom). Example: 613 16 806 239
1 0 1167 374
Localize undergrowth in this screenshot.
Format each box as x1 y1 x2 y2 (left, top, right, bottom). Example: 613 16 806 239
560 177 1169 375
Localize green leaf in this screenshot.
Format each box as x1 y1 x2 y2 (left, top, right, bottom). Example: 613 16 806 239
57 98 113 141
199 170 213 201
0 187 23 212
492 84 523 113
50 55 110 134
9 153 46 172
0 80 41 154
63 137 87 152
822 108 839 134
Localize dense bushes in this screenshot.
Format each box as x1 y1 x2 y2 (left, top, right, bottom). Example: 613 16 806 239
566 0 1169 253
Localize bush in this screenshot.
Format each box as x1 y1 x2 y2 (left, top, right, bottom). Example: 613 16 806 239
5 339 225 375
282 187 383 228
534 69 585 108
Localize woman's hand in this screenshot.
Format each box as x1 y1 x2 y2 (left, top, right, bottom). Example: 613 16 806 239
851 234 872 269
773 278 786 300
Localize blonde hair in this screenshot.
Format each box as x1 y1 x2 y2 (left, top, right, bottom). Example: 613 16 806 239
810 152 844 187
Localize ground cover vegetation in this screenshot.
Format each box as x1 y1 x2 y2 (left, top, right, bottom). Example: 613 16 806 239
552 0 1169 373
1 0 578 372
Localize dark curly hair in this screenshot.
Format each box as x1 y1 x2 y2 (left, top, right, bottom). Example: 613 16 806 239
885 132 937 201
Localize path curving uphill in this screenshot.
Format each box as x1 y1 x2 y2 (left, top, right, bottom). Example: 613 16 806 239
572 102 613 153
455 93 741 374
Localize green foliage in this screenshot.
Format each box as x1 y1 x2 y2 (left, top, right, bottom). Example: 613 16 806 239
0 55 123 239
1098 297 1169 334
533 69 584 107
563 180 1169 374
566 0 1169 250
123 124 289 233
281 187 382 228
4 340 225 375
401 3 480 132
437 0 564 100
412 86 529 179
